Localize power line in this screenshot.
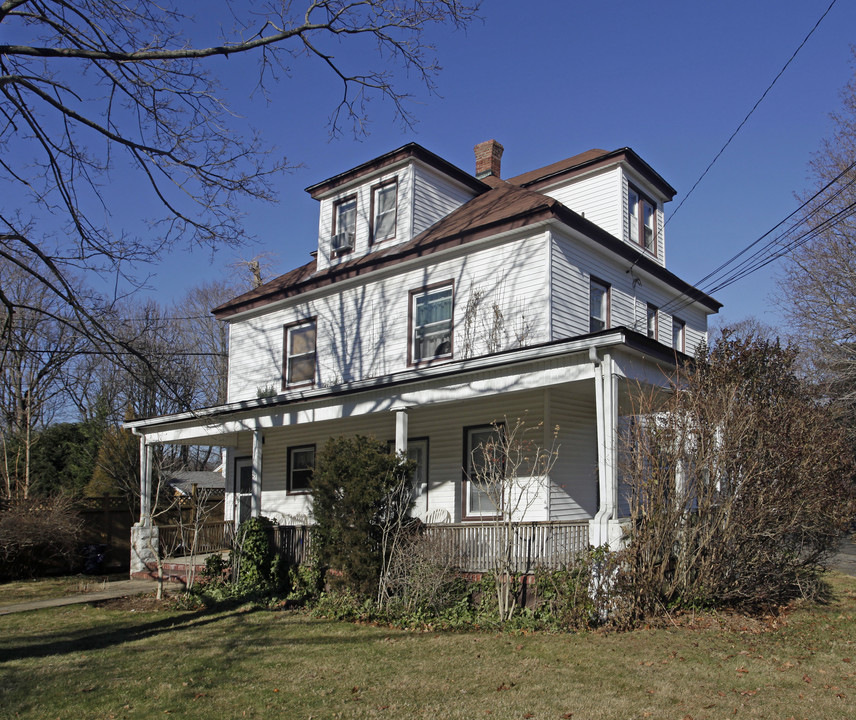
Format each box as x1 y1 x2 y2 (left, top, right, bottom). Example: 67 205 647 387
666 0 839 225
659 154 856 317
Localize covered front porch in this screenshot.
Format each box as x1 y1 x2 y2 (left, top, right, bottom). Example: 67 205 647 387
126 330 678 576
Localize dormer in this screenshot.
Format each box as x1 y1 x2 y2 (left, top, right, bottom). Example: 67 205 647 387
507 148 676 267
306 143 487 273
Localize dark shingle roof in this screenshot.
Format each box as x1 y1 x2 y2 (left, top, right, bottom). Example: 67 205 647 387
211 152 712 319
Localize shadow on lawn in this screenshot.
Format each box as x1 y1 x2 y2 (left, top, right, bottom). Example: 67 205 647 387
0 606 259 664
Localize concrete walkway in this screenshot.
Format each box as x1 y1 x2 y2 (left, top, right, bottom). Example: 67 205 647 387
0 580 159 616
831 538 856 577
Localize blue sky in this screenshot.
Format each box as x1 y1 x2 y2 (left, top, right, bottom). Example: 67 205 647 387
143 0 856 332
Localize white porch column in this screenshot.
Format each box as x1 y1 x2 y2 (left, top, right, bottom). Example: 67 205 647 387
251 428 263 518
591 352 620 549
131 436 157 577
393 406 409 458
223 446 236 524
139 438 153 526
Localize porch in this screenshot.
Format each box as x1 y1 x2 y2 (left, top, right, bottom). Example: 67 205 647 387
127 331 677 576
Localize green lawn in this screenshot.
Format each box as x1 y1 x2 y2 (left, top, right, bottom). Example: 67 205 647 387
0 575 123 604
1 576 855 719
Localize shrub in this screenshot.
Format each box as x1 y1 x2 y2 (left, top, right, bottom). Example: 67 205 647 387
383 528 467 616
620 332 856 618
311 435 414 597
232 516 274 595
0 495 83 580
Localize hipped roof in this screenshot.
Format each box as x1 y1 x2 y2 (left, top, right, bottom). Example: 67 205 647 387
213 146 716 319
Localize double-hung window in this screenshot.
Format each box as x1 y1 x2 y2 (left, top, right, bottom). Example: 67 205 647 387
589 278 609 333
287 445 315 494
628 186 656 254
463 424 504 518
672 318 686 353
283 319 317 388
371 180 397 243
410 283 453 362
332 196 357 253
646 303 658 340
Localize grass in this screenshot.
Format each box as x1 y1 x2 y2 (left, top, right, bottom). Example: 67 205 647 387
0 575 123 605
0 576 855 719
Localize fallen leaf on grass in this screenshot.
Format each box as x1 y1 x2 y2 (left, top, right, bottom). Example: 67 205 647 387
736 667 749 674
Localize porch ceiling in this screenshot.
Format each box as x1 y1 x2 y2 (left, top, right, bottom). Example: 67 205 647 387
127 329 678 445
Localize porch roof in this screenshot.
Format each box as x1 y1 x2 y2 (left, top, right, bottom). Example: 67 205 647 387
125 328 681 444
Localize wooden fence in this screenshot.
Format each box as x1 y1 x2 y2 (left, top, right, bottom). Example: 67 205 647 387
424 521 590 573
158 520 235 558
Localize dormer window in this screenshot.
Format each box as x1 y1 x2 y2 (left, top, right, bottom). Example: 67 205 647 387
332 195 356 253
371 179 397 243
628 186 656 254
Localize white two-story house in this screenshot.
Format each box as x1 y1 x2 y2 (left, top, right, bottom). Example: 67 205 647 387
127 140 720 569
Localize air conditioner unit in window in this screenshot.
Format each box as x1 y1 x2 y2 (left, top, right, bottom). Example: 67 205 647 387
331 231 355 252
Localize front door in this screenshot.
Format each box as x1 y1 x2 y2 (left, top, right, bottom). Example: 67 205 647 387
234 458 253 526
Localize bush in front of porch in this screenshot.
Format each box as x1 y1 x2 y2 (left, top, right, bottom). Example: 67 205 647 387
311 435 415 598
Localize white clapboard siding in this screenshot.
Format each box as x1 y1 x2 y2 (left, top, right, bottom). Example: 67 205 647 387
550 230 710 355
227 232 549 402
246 389 561 524
543 166 623 239
547 385 598 521
550 229 638 338
412 163 477 237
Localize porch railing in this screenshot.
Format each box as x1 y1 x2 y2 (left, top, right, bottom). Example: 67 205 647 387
423 521 590 573
158 520 235 558
262 524 314 566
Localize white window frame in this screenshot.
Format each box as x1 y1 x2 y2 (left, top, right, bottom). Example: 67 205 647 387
589 278 609 333
371 180 397 243
628 185 656 255
646 303 658 340
283 319 317 389
410 283 453 363
463 424 504 519
287 445 315 494
672 317 686 353
332 195 357 252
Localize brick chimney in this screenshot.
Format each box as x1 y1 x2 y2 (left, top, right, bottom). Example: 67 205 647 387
474 139 504 179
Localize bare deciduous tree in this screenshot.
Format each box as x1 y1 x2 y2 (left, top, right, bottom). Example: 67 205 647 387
0 260 86 498
467 415 559 622
779 51 856 422
1 0 479 397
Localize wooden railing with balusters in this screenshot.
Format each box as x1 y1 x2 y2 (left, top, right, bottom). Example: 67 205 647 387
423 521 590 573
158 520 235 558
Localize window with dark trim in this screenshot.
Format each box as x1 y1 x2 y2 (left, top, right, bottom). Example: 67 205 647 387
283 319 317 388
589 278 610 333
287 445 315 494
331 195 357 254
462 423 504 519
646 303 658 340
371 179 397 244
409 282 453 363
628 185 656 255
672 317 686 353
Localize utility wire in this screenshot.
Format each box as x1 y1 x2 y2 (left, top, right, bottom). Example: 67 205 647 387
659 154 856 317
666 0 839 225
